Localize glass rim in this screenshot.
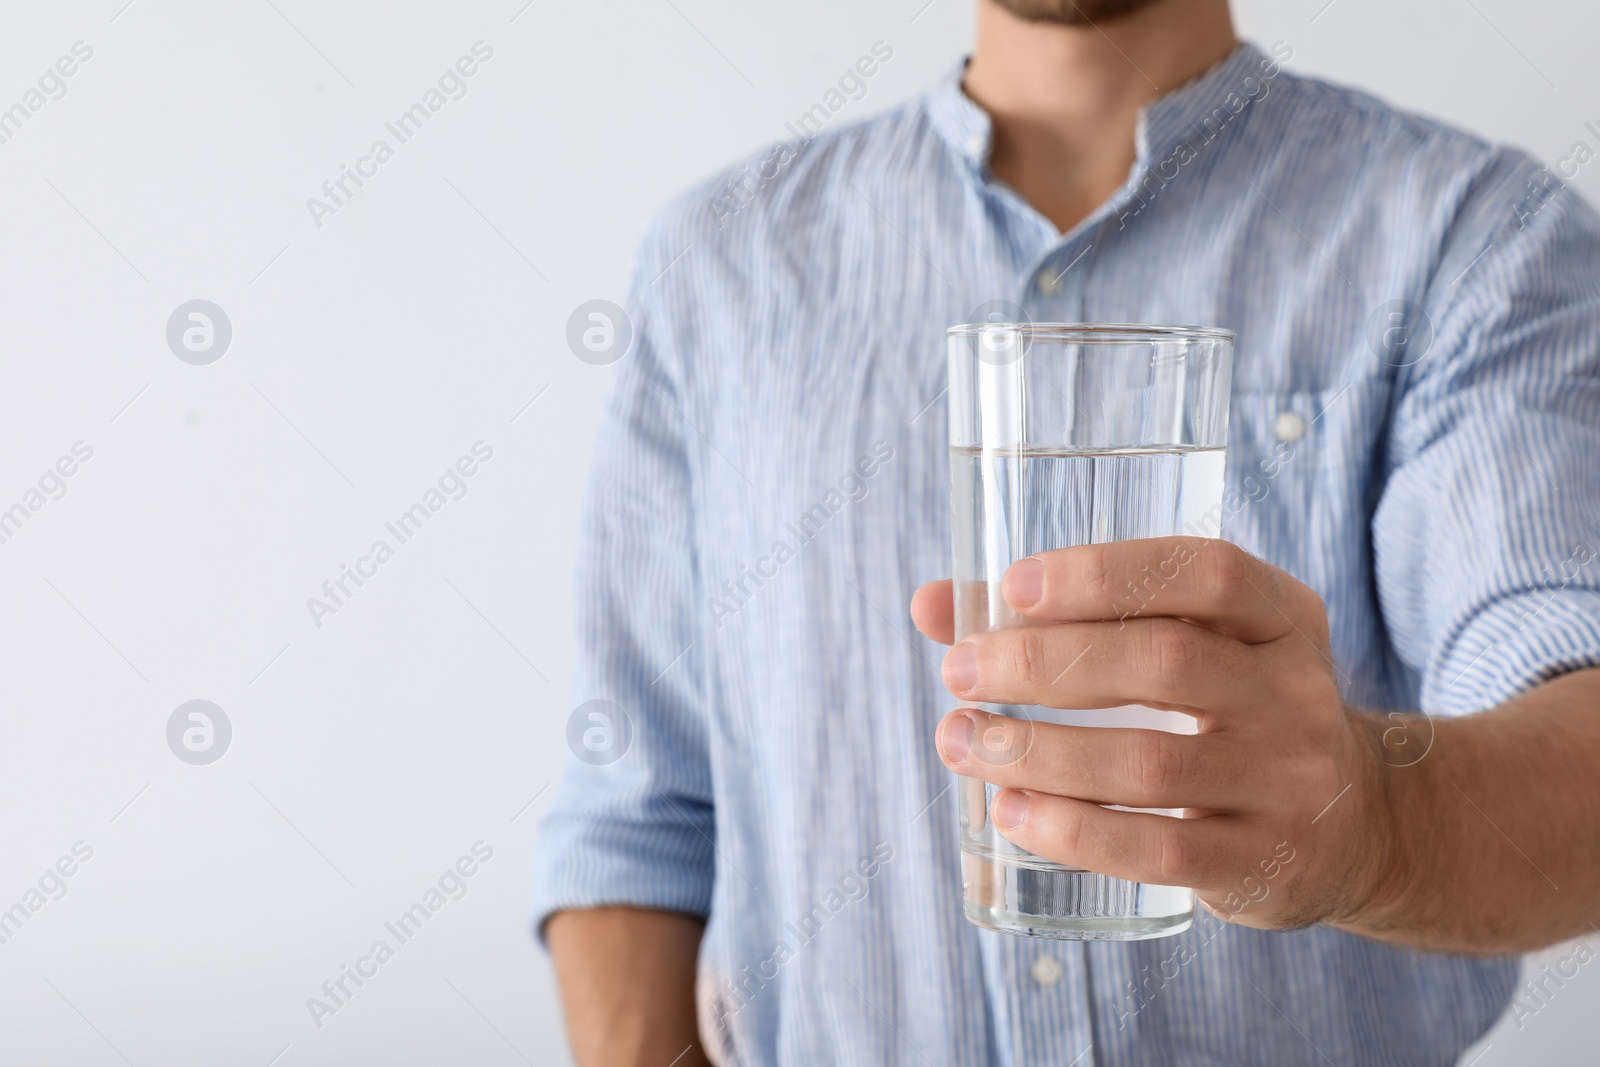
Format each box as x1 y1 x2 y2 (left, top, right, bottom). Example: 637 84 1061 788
946 321 1235 343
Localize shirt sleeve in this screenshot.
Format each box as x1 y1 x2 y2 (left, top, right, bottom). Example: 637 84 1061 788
1373 150 1600 715
529 220 715 941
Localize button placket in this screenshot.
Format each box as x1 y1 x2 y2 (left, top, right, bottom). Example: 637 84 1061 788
996 926 1096 1066
1030 238 1094 312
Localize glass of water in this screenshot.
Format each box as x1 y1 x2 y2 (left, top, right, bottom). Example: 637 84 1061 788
947 322 1233 940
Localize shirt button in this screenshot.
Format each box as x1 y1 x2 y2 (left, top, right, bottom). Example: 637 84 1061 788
1273 410 1307 443
1030 954 1064 987
966 132 986 160
1036 270 1063 297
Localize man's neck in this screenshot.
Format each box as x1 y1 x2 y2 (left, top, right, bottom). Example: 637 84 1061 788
963 0 1238 234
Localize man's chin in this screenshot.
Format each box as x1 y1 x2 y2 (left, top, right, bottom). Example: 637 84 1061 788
989 0 1165 25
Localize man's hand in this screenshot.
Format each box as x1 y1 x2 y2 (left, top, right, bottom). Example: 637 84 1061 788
911 537 1394 930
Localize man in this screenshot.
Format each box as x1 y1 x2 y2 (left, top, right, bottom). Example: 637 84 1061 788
535 0 1600 1062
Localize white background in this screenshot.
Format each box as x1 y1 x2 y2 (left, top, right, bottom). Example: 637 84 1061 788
0 1 1595 1064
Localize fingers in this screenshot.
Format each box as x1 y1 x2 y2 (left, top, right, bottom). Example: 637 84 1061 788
911 579 955 645
941 616 1267 717
937 710 1247 810
986 788 1239 888
1002 538 1324 646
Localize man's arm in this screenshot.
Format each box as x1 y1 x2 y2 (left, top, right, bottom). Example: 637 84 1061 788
548 907 711 1067
532 210 718 1058
1353 667 1600 953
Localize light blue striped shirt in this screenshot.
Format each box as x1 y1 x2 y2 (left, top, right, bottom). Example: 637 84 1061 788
534 41 1600 1066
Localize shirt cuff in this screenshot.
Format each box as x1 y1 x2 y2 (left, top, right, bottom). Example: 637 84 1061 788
528 806 716 947
1424 589 1600 714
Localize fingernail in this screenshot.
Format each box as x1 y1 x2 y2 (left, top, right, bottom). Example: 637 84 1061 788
944 641 978 692
940 712 974 764
992 789 1029 830
1004 556 1045 608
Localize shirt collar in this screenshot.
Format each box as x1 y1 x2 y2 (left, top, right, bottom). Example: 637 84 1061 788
926 41 1272 170
925 55 993 167
1137 41 1272 159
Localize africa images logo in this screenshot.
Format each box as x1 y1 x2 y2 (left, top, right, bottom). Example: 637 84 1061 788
304 41 494 229
305 841 495 1029
305 442 494 628
707 441 895 628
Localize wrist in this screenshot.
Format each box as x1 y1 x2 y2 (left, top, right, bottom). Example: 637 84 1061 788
1328 708 1428 936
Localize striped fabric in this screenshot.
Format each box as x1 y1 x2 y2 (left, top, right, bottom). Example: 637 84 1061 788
533 42 1600 1066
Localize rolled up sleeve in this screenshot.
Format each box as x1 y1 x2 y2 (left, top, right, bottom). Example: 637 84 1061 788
1373 151 1600 715
530 222 714 941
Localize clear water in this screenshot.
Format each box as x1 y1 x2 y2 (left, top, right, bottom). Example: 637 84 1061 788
950 445 1226 939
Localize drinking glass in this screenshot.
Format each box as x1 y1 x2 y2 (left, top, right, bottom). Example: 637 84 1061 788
947 322 1233 939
